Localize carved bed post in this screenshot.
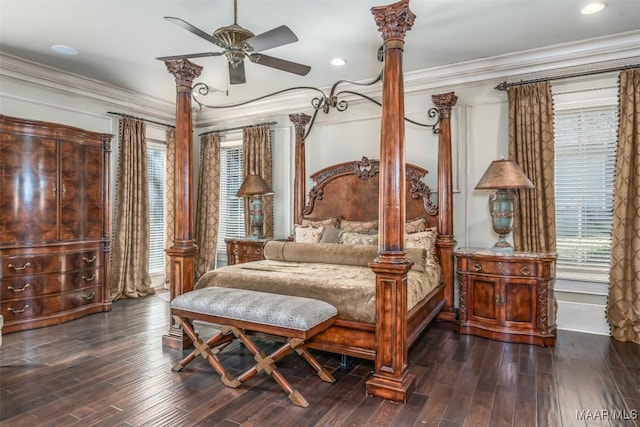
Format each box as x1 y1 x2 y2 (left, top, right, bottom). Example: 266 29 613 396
366 0 416 402
162 59 202 350
289 113 311 227
432 92 458 322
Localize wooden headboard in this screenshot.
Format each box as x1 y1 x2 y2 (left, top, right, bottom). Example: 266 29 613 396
303 156 438 228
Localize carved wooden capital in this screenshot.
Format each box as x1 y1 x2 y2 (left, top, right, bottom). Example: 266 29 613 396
432 92 458 118
165 59 203 87
371 0 415 42
289 113 311 139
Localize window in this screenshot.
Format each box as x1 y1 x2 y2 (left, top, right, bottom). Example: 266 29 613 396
147 142 166 276
217 141 245 264
553 89 618 282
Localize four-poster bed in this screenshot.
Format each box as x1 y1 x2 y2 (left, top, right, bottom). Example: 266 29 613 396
163 0 457 402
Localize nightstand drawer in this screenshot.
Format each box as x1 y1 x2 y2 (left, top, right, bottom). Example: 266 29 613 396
466 259 537 278
225 238 270 265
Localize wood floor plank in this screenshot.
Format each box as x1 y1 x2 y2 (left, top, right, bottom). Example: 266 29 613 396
489 384 516 427
513 372 536 427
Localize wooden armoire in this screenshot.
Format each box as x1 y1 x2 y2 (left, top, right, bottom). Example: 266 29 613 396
0 115 112 333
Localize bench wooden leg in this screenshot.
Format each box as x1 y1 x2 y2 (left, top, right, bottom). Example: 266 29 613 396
171 316 241 388
228 327 311 407
291 338 335 383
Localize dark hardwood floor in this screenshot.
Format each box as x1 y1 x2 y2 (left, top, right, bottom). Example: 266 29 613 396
1 292 638 427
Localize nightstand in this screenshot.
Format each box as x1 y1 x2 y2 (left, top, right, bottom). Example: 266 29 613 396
454 248 557 347
225 237 270 265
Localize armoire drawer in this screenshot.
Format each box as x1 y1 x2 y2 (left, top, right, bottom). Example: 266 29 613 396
0 274 62 300
1 295 62 320
0 254 62 278
61 286 102 310
61 268 102 291
64 250 102 271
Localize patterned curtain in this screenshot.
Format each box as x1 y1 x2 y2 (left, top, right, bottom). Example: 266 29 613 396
195 132 221 280
607 68 640 344
164 127 176 289
242 125 273 237
508 82 557 252
110 118 155 300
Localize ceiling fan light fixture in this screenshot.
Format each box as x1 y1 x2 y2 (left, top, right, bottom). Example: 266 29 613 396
330 57 347 66
581 2 607 14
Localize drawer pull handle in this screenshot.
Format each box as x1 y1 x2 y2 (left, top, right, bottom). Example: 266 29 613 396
521 266 531 276
473 263 482 272
82 274 96 282
8 283 31 293
8 262 32 271
81 292 95 300
82 256 97 263
8 305 30 314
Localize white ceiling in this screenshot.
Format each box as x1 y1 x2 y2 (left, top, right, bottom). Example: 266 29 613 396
1 0 640 106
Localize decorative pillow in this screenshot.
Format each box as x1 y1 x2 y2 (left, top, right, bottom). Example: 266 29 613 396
340 231 378 246
340 219 378 233
320 225 342 244
405 227 438 265
406 216 428 233
294 225 324 243
301 216 340 229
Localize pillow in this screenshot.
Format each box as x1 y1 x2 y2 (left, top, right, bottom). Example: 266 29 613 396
405 227 438 265
340 219 378 233
301 216 340 229
294 225 324 243
406 216 428 233
320 225 342 244
340 231 378 246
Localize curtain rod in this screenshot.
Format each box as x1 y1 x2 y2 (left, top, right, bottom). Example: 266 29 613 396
495 63 639 91
199 121 277 137
107 111 174 128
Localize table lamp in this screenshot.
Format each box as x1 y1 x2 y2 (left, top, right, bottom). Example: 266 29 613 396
475 159 534 252
236 173 273 238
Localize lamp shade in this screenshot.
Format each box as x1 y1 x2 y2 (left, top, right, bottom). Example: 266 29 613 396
475 159 534 190
236 174 274 197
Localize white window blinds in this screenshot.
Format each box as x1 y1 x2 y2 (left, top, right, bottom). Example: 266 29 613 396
147 145 166 274
217 144 245 256
553 104 618 281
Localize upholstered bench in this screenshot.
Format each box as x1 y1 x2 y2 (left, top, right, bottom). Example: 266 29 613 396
170 287 338 407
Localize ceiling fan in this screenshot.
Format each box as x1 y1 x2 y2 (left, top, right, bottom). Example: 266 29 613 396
156 0 311 85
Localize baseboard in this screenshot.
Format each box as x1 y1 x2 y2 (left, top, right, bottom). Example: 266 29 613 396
556 300 611 336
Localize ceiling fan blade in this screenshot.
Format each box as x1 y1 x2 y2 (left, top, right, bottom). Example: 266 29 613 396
245 25 298 53
155 52 224 61
250 54 311 76
164 16 228 49
229 61 246 85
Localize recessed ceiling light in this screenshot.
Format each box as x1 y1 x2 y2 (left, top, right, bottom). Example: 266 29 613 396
330 57 347 66
51 44 79 55
581 2 607 14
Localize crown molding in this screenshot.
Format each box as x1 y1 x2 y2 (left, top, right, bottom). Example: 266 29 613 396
2 30 639 127
0 52 176 122
195 30 640 125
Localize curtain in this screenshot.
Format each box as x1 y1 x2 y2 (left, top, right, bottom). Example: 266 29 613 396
195 132 221 280
607 68 640 344
508 82 557 252
242 125 273 237
164 127 176 289
110 118 155 300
